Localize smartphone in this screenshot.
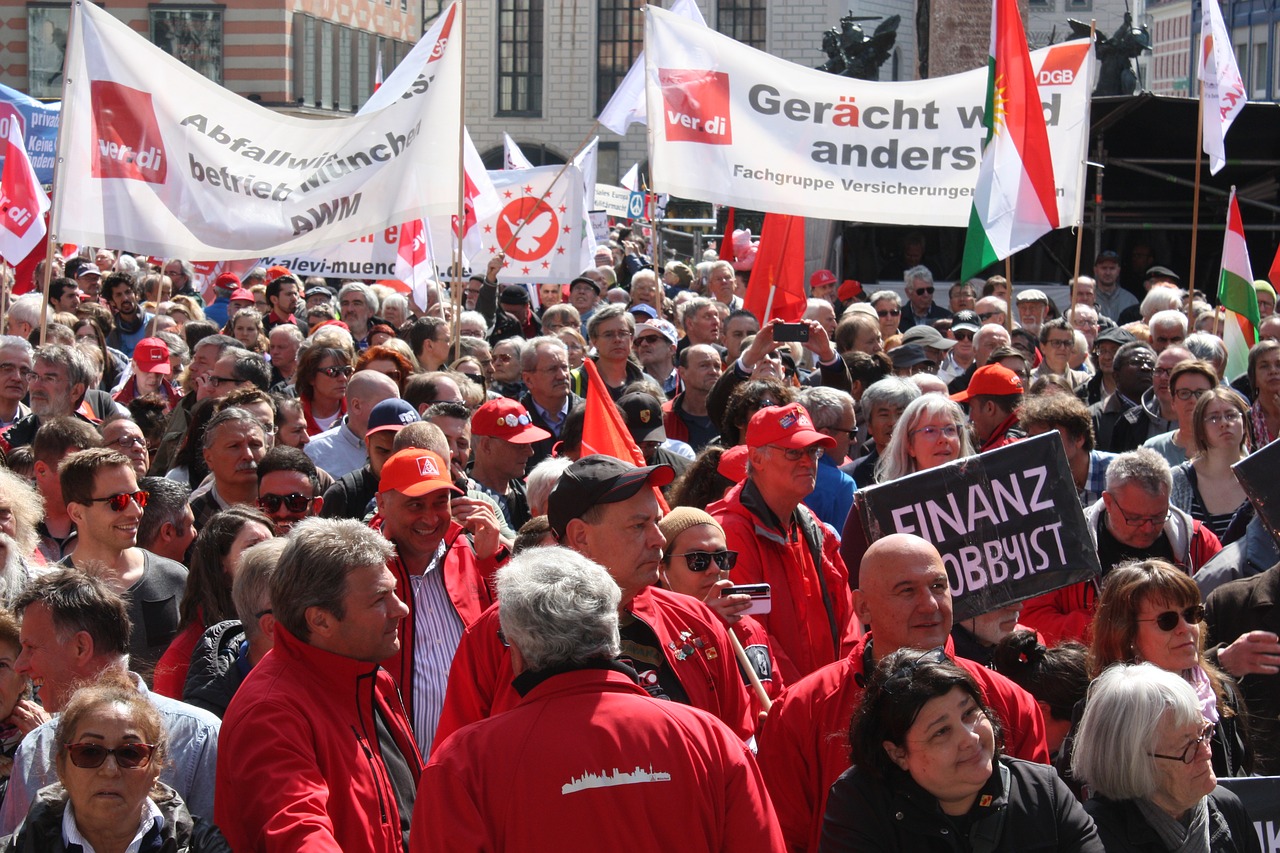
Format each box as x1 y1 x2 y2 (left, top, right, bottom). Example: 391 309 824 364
772 322 810 342
725 583 772 615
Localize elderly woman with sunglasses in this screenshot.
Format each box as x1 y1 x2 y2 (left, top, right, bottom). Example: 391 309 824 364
1072 664 1259 853
821 647 1101 853
293 343 354 435
657 508 781 727
1087 560 1252 779
0 676 229 852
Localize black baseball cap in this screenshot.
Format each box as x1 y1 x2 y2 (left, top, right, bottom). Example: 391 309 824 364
499 285 530 305
889 343 932 369
547 455 674 539
1095 327 1136 347
570 276 601 295
618 392 667 444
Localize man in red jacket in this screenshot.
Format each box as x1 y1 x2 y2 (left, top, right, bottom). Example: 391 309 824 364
434 455 756 748
217 518 422 853
376 447 508 757
710 403 858 683
413 546 786 853
757 533 1049 853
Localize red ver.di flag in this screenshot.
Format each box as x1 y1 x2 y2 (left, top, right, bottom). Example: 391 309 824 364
480 165 584 284
0 115 49 263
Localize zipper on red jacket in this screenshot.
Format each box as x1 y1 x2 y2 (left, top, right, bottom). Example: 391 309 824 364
352 724 390 824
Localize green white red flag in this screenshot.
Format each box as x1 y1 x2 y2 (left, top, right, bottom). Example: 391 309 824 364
1218 187 1260 381
960 0 1059 280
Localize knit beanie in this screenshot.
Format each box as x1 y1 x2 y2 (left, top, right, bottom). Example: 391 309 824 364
658 507 722 549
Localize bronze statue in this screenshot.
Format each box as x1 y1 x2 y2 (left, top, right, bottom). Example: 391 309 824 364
817 12 901 80
1069 12 1150 96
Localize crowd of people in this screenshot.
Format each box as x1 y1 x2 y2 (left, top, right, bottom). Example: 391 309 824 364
0 235 1272 851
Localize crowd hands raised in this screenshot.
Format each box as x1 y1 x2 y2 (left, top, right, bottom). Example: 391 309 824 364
0 233 1273 851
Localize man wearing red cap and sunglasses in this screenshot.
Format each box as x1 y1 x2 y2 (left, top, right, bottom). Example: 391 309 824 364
58 448 188 676
710 403 858 684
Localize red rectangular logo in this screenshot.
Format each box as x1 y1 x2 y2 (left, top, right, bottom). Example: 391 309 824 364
90 81 167 183
659 69 733 145
1037 43 1091 86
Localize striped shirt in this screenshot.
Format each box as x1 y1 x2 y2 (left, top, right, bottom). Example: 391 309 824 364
409 539 465 759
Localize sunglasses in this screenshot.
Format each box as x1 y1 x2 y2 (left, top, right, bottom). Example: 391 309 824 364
319 365 355 379
87 490 149 512
953 331 974 341
679 550 738 573
877 308 901 318
978 312 1001 321
883 647 950 694
914 287 935 296
65 742 157 770
259 493 310 513
1138 605 1205 632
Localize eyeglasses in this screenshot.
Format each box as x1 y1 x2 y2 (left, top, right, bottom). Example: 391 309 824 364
65 742 158 770
910 424 960 440
679 550 739 573
1205 411 1244 426
86 490 149 512
1044 338 1074 350
597 329 634 341
108 435 147 450
1107 496 1170 528
1138 604 1206 632
877 308 901 318
767 445 823 462
1153 367 1172 377
318 365 355 379
1174 388 1209 402
634 336 666 346
530 363 571 375
0 364 33 378
1149 722 1215 764
202 374 240 388
978 312 1001 321
883 647 950 694
913 287 935 296
259 493 311 513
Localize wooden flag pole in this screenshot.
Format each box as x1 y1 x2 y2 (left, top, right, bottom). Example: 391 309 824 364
1188 82 1206 328
1004 256 1014 332
728 630 771 712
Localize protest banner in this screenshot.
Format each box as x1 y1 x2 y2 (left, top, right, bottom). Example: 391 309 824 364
0 82 59 185
0 118 50 264
1218 777 1280 852
853 432 1101 621
1232 437 1280 545
54 1 461 259
645 7 1093 227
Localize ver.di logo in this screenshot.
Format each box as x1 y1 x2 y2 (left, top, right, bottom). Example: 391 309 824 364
659 69 733 145
90 82 168 183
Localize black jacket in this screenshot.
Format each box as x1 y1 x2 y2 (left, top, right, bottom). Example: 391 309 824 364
183 619 248 719
821 757 1103 853
1 782 230 853
1083 787 1259 853
320 464 380 521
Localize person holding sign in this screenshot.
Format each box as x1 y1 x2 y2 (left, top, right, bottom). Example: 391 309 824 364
1072 665 1259 853
821 649 1101 853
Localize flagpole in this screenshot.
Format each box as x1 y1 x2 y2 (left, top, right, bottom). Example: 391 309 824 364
38 1 81 347
1004 257 1014 333
451 0 467 364
1069 20 1098 317
1188 81 1206 328
498 121 600 256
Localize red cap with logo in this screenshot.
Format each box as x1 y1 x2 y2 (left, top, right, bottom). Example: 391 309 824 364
133 337 171 375
809 270 837 290
949 364 1024 403
745 404 836 451
471 398 552 444
378 448 463 498
215 273 241 290
229 288 255 304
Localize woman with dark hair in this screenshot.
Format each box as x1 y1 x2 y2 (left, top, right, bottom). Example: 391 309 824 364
294 344 352 434
0 609 47 808
1172 388 1253 543
822 647 1100 852
1089 559 1253 778
71 316 125 393
718 379 793 447
668 445 738 509
992 629 1090 758
152 507 273 699
1248 340 1280 446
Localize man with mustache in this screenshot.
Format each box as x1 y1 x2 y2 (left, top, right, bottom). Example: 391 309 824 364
188 407 268 531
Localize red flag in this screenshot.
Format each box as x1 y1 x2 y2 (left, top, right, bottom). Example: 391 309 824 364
580 359 645 466
1269 241 1280 290
719 207 736 264
743 212 807 323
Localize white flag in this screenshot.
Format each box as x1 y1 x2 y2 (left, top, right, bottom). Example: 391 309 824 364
1198 0 1246 175
504 134 534 170
572 137 599 269
477 165 584 284
597 0 707 135
621 163 640 192
55 1 461 259
0 115 49 263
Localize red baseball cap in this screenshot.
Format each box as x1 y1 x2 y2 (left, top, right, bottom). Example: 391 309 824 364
265 265 293 282
378 448 462 498
471 398 552 444
809 270 837 290
950 364 1024 403
745 404 836 451
838 279 863 302
215 272 241 290
229 288 255 304
133 337 171 375
717 445 749 483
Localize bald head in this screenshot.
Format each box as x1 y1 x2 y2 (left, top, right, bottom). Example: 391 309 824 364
974 325 1011 365
855 533 953 662
346 370 399 436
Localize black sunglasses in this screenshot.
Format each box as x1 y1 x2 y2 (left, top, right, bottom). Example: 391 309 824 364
679 550 738 573
877 308 901 318
65 742 157 770
86 490 149 512
259 493 310 513
319 365 355 379
914 287 935 296
1138 605 1205 632
883 646 950 694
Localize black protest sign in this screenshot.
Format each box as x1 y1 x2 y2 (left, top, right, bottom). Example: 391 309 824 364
1233 437 1280 545
1218 777 1280 852
854 432 1101 622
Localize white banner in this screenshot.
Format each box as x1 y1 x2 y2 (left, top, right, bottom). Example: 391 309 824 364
55 2 461 259
645 7 1093 227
